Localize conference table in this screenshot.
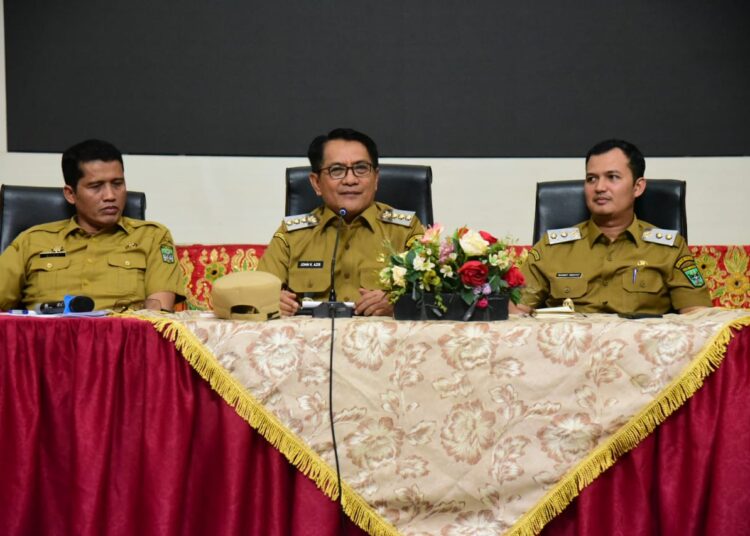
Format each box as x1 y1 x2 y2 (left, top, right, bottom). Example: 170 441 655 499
1 309 749 535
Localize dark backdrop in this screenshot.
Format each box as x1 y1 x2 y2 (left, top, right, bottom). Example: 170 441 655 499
5 1 750 157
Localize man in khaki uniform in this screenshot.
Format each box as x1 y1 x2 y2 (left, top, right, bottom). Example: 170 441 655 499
0 139 184 311
258 128 423 316
520 139 711 315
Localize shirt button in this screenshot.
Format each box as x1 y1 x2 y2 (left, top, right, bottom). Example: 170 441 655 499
564 287 570 293
602 280 609 287
640 281 646 288
46 263 52 269
125 260 131 266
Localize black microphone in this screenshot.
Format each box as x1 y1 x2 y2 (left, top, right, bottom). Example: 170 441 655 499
329 208 347 301
34 295 95 314
313 208 353 318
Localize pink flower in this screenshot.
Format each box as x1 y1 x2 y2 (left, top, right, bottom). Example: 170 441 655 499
420 223 443 244
476 297 489 309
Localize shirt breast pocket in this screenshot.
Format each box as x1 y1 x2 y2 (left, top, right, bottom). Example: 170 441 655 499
29 256 71 292
622 268 662 294
107 253 147 294
549 277 588 299
289 266 330 295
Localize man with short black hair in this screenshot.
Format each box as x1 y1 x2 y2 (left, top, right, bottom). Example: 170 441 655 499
520 138 711 314
0 139 185 311
258 128 424 316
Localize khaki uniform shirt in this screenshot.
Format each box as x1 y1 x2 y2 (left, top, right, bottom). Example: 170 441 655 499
520 218 712 314
0 217 185 310
258 202 424 303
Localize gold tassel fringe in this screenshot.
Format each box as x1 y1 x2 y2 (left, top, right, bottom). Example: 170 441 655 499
506 313 750 536
128 314 400 536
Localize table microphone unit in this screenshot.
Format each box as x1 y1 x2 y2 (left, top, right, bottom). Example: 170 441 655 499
35 295 95 314
313 207 354 318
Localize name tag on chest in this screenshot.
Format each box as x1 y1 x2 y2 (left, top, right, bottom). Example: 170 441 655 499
556 272 582 278
298 260 324 269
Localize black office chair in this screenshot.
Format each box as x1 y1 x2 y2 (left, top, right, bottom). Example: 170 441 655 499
532 179 687 244
285 164 434 226
0 185 146 252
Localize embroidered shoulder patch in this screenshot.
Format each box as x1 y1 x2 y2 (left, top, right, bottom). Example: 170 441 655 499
675 255 705 287
160 244 175 264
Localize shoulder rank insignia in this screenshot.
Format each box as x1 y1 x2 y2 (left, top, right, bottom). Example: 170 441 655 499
546 227 581 245
642 228 678 246
381 208 416 227
284 213 319 232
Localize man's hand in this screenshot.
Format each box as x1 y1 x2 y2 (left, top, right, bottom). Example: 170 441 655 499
355 288 393 317
279 289 300 317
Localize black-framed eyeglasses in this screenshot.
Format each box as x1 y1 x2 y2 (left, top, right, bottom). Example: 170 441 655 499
317 162 375 180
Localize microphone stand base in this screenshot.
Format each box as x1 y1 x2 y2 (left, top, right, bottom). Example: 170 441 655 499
312 302 354 318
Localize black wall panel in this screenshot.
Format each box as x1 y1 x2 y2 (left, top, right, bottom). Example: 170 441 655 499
5 1 750 157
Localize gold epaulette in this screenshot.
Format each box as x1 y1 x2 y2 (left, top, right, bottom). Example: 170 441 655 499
642 228 678 246
380 208 416 227
283 213 319 232
546 227 582 245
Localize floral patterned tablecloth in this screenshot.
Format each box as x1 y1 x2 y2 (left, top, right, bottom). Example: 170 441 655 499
141 308 750 536
175 245 750 311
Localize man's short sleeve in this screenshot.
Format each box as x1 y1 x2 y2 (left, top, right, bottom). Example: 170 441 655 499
0 239 26 310
519 246 550 309
257 224 291 286
667 238 713 310
144 227 185 301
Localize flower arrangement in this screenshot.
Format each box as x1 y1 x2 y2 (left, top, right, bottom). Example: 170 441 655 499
379 224 525 315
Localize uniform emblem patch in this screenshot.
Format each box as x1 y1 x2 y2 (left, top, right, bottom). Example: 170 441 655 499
160 244 175 264
675 255 705 287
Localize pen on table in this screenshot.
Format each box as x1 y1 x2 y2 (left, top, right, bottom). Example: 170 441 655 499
9 309 30 315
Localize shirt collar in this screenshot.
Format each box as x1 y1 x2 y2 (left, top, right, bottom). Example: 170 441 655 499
320 204 377 230
62 216 130 238
585 216 641 247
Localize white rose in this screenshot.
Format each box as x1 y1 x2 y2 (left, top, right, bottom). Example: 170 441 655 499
459 229 489 256
392 266 407 287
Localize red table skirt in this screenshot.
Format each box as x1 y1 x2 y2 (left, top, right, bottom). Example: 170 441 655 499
1 316 749 535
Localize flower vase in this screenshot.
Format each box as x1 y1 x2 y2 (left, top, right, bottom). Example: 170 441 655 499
394 292 509 321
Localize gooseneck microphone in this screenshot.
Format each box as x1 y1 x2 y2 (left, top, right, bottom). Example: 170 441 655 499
313 208 353 319
328 208 347 302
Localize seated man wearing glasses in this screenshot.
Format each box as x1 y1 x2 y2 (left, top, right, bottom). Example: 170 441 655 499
0 139 185 312
258 128 424 316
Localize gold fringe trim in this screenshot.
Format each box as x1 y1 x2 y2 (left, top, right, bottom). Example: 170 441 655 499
125 313 400 536
506 313 750 536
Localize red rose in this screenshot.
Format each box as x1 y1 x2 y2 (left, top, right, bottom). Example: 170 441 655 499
503 266 525 287
476 297 489 309
479 230 498 245
458 260 489 286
